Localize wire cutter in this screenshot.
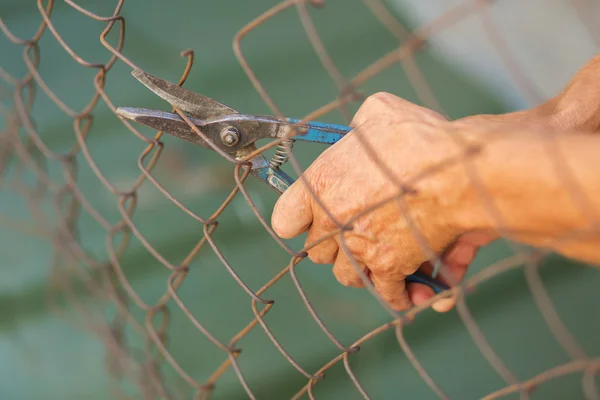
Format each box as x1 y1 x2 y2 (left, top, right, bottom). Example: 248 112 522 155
116 69 449 294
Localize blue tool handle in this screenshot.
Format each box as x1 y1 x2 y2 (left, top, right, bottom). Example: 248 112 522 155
286 118 351 144
407 270 449 294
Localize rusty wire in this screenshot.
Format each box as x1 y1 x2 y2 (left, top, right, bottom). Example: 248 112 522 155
1 0 600 399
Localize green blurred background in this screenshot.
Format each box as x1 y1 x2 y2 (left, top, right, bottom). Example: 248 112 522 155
1 1 599 399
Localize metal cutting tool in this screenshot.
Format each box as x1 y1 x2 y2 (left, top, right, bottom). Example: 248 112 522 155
116 69 449 294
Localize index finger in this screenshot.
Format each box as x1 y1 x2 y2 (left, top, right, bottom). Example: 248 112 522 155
271 178 313 239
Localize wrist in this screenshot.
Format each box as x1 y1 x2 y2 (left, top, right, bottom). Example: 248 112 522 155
445 159 496 236
437 125 535 237
426 125 497 236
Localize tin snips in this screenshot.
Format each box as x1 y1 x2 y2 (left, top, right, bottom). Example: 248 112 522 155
116 70 449 294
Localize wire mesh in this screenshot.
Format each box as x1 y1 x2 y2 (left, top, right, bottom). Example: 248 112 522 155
1 0 600 399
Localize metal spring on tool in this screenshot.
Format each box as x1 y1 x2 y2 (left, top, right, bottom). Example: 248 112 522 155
269 139 295 169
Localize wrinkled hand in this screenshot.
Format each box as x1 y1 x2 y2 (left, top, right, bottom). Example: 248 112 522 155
271 93 498 312
271 55 600 312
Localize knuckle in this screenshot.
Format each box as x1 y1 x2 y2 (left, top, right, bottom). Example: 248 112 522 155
353 91 447 128
361 92 394 112
373 250 401 275
366 91 396 105
340 234 367 258
367 92 396 103
305 234 337 264
333 268 360 287
307 249 334 264
375 262 396 276
352 92 396 126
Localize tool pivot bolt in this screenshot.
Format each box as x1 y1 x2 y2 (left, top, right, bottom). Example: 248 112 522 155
220 127 240 147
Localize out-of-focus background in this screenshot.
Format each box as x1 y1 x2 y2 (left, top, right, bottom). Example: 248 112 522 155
392 0 600 107
1 1 599 399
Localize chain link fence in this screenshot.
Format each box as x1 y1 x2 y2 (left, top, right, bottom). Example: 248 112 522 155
1 0 599 399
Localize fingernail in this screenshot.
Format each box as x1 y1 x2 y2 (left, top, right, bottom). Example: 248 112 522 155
432 298 456 313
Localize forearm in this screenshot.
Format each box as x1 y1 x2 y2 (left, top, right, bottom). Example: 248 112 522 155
456 53 600 134
457 129 600 264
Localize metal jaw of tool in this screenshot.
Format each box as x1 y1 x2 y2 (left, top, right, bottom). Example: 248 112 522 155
116 69 350 194
115 69 449 295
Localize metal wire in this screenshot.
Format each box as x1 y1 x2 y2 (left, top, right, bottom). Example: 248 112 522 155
1 0 599 399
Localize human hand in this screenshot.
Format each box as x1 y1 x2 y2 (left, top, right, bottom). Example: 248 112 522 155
271 93 496 312
271 54 600 312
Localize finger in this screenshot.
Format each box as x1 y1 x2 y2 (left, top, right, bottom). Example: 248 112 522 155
272 178 313 239
408 241 480 313
408 279 457 313
407 266 458 313
432 238 484 312
332 250 367 288
435 232 495 290
406 262 438 308
305 227 339 264
371 272 412 311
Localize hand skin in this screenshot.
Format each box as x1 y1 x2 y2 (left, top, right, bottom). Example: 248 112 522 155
271 54 600 313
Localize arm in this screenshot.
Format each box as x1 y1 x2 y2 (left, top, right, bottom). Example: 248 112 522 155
271 55 600 313
453 127 600 264
455 53 600 133
455 53 600 260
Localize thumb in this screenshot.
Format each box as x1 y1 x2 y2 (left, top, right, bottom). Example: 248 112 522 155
271 177 313 239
